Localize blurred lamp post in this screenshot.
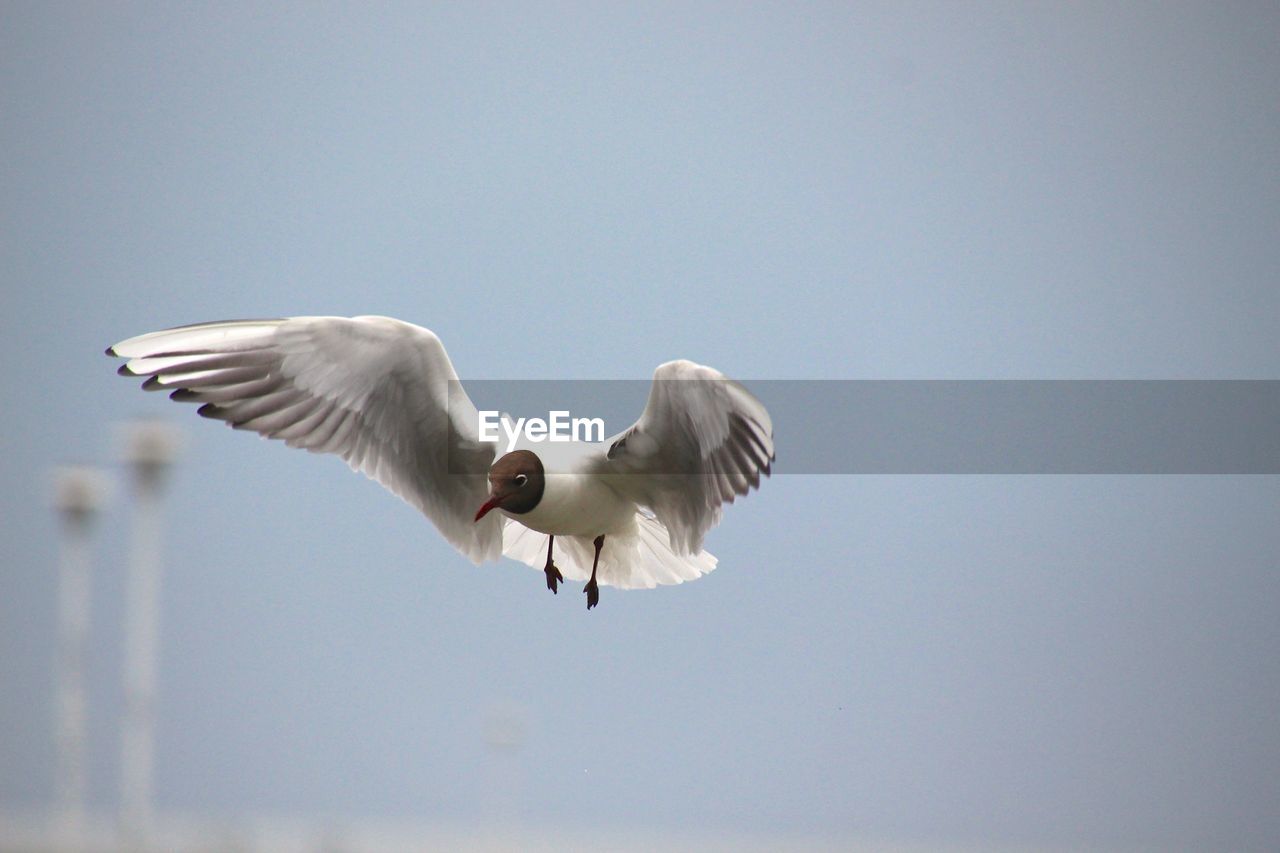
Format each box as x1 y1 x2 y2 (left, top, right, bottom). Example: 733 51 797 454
51 465 108 847
118 420 181 849
482 704 528 832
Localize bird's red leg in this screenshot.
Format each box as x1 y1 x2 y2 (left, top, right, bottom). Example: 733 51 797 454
543 535 563 594
584 535 604 609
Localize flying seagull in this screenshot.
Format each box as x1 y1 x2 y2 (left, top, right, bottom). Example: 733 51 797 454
107 316 774 609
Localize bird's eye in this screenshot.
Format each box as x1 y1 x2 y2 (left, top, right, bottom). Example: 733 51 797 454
514 473 528 487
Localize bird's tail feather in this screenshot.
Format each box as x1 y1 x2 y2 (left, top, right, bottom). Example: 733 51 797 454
501 513 717 590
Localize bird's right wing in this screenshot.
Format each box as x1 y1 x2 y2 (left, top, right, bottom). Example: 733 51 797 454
108 316 501 563
592 359 774 555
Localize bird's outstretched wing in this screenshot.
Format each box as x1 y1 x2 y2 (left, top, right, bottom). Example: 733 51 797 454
108 316 501 563
592 360 774 554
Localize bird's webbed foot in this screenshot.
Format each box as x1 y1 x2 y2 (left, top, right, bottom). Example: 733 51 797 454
544 561 564 594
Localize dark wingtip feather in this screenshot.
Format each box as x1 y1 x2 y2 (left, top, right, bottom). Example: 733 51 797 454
170 388 199 402
105 345 118 357
196 403 221 419
141 375 165 391
116 363 136 376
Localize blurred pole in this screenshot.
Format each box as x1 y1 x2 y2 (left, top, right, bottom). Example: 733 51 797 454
51 466 108 848
118 421 180 850
481 703 528 836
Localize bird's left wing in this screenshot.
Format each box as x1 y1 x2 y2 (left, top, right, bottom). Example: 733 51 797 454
591 359 774 555
108 316 501 563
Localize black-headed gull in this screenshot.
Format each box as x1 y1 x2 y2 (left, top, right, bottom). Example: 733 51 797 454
107 316 774 609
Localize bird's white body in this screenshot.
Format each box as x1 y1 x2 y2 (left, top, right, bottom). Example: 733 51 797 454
108 315 773 600
505 463 638 540
490 440 707 591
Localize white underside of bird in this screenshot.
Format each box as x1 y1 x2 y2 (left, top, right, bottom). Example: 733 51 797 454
497 442 718 590
108 316 773 600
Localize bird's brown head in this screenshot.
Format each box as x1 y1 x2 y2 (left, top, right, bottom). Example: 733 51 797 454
474 449 545 521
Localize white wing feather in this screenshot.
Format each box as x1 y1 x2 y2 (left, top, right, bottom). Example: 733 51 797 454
594 359 774 554
109 316 501 563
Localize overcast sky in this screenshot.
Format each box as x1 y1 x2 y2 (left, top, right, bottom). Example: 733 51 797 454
2 2 1278 850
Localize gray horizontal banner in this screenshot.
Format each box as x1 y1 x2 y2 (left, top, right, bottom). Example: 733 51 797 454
456 380 1280 474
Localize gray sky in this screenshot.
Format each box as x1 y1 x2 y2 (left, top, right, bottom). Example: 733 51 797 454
2 2 1278 850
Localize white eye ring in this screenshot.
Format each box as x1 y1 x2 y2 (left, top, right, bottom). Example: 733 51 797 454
514 473 528 486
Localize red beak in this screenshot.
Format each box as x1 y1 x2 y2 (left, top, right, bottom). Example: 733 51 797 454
474 496 501 522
